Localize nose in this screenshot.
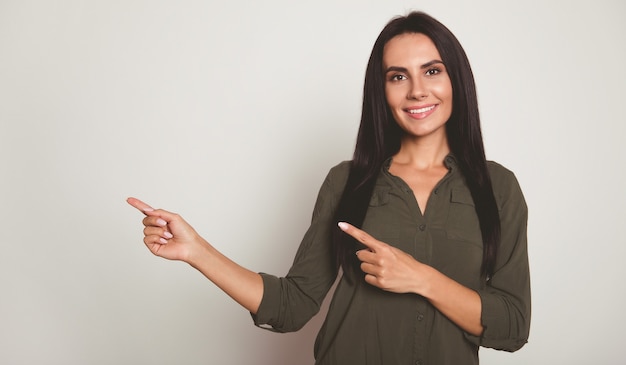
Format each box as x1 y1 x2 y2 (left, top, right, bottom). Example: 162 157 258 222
408 79 428 100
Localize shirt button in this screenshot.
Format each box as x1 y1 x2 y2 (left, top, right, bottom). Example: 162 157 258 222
434 188 439 195
417 314 424 321
418 224 426 231
415 361 422 365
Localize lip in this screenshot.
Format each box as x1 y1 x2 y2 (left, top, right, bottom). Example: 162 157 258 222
404 104 438 119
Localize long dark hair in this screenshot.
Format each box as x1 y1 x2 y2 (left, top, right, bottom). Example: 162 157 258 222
332 11 501 281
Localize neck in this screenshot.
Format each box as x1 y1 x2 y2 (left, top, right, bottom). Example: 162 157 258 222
393 133 450 169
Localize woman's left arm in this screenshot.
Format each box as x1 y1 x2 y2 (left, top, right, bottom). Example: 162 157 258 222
467 171 530 351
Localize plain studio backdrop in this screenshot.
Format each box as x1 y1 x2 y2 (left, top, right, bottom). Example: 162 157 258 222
1 0 624 364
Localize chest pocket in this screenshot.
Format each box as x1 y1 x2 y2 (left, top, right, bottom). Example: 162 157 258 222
364 187 402 245
446 188 483 247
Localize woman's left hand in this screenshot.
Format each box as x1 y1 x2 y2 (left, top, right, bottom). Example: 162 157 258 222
338 222 429 294
339 221 483 335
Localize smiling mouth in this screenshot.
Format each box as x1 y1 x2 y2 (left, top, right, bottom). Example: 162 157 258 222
407 105 436 114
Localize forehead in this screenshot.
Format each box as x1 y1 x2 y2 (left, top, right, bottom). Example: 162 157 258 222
383 33 442 66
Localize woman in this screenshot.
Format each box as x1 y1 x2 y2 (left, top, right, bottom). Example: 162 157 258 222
128 11 530 365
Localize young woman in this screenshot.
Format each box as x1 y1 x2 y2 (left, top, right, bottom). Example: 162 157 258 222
128 11 530 365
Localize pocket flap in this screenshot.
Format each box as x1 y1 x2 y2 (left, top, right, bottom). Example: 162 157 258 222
450 188 475 206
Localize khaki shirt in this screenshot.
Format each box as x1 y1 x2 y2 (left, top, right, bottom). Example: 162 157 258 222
253 156 530 365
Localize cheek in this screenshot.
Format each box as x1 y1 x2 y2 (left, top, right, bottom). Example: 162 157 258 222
431 79 452 104
385 86 403 108
431 82 453 102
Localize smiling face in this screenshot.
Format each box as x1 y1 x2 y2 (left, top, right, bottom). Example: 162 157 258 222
383 33 453 141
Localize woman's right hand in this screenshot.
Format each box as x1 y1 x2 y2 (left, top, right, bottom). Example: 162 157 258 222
127 197 203 262
127 197 264 313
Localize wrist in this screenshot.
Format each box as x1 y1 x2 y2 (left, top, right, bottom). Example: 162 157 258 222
414 263 436 297
185 237 212 267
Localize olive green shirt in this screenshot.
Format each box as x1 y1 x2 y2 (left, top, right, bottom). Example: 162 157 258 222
253 156 530 365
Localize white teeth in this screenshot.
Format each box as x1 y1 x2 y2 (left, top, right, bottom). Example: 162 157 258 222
408 105 435 114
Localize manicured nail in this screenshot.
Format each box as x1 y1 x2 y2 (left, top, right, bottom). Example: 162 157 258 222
142 207 154 212
163 231 173 239
338 222 349 231
156 218 167 226
159 238 168 244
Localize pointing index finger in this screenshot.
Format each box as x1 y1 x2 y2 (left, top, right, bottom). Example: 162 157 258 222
337 222 384 251
127 197 155 215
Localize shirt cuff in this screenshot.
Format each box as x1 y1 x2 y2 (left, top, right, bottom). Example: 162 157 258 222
250 273 282 331
463 289 528 352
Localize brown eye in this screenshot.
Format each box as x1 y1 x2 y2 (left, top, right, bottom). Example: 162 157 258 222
390 74 407 81
425 68 441 76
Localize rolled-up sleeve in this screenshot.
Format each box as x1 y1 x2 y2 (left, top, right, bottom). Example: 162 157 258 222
251 162 348 332
465 168 531 351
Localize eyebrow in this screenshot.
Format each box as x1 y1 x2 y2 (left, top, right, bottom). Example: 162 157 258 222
384 60 445 74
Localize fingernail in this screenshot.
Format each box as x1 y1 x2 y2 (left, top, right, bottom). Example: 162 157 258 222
156 218 167 226
143 207 154 212
164 231 173 239
159 238 168 244
338 222 348 231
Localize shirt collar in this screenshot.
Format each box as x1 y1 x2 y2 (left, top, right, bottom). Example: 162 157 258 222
383 153 458 171
444 153 458 170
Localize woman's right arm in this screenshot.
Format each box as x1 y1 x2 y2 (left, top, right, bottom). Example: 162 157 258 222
127 197 264 314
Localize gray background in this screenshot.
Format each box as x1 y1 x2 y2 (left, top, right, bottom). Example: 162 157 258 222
1 0 625 364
